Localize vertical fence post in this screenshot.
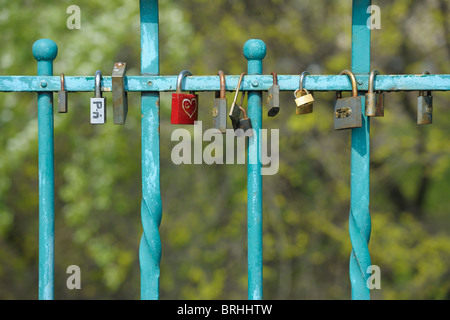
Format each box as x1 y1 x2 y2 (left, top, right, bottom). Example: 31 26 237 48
139 0 162 300
243 39 266 300
349 0 372 300
32 39 57 300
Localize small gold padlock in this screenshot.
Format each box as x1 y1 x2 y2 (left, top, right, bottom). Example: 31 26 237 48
294 71 314 115
294 88 314 115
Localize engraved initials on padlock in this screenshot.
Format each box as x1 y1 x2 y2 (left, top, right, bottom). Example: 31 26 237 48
90 70 106 124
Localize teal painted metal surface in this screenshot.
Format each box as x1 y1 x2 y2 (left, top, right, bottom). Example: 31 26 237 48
349 0 372 300
244 39 266 300
139 0 162 300
32 39 57 300
2 74 450 92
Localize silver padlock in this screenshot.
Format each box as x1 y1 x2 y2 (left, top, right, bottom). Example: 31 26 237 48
212 70 227 133
417 71 432 125
365 70 384 117
334 70 362 130
266 72 280 117
58 73 68 113
90 70 106 124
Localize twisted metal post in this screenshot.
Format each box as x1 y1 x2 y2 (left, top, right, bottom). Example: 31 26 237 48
349 0 372 300
139 0 162 300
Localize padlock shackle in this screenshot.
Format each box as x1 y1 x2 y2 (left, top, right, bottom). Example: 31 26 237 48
238 106 247 118
368 70 379 94
218 70 226 99
95 70 102 98
176 70 193 93
271 71 278 85
299 71 310 92
232 73 247 104
339 69 358 97
60 73 65 92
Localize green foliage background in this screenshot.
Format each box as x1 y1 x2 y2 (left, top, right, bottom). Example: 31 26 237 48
0 0 449 299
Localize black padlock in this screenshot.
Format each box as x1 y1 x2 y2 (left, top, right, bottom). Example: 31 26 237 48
236 106 253 137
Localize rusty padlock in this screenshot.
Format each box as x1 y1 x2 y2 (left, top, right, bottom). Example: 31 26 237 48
171 70 199 125
365 70 384 117
212 70 227 133
266 72 280 117
417 71 433 125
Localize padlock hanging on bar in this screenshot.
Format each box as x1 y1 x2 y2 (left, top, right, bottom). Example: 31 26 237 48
90 70 106 124
334 69 362 130
417 71 433 125
229 72 246 131
294 71 314 115
266 71 280 117
212 70 227 133
171 70 199 125
111 62 128 125
58 73 68 113
365 69 385 117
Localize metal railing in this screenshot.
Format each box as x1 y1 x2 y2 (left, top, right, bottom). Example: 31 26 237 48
0 0 449 300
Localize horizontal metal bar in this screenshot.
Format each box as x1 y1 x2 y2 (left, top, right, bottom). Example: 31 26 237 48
1 74 450 93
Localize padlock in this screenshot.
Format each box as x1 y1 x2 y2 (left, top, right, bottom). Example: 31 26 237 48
171 70 199 125
294 71 314 115
417 90 433 125
365 70 384 117
236 106 253 137
266 72 280 117
417 71 432 125
90 70 106 124
229 73 246 131
58 73 68 113
334 70 362 130
212 70 227 133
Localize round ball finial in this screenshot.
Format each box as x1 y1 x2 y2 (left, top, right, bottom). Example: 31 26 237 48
243 39 267 60
32 39 58 61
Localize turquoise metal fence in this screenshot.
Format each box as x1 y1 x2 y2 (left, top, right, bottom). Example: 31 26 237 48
0 0 450 300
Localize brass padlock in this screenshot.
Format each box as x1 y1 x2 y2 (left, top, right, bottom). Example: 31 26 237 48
334 70 362 130
266 72 280 117
294 71 314 115
212 70 227 133
365 70 384 117
417 71 432 125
